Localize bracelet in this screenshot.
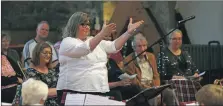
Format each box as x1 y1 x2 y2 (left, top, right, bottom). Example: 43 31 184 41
124 31 132 37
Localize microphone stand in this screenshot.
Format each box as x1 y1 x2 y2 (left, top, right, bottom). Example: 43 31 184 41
123 26 180 106
123 15 195 67
124 27 179 67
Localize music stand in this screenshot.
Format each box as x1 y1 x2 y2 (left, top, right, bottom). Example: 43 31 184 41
126 84 171 106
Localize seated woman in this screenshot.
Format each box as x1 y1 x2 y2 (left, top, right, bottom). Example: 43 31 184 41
1 33 20 63
1 53 23 103
22 78 48 105
157 29 202 104
157 29 199 80
104 32 141 101
107 56 141 101
25 42 59 106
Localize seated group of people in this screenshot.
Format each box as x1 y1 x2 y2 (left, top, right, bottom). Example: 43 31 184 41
2 31 59 105
2 11 223 106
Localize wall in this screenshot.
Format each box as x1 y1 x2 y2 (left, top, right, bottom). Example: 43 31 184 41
177 1 223 45
2 1 103 45
109 1 162 55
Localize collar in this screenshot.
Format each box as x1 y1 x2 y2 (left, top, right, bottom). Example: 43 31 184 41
135 52 148 63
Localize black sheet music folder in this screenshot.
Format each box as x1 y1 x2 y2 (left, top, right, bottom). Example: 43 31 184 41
126 84 171 106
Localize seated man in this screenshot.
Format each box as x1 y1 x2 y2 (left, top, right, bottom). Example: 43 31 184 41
22 78 49 105
123 32 176 106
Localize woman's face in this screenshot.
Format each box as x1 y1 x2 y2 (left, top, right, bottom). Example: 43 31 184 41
77 21 90 40
1 36 10 51
169 32 182 50
40 47 52 65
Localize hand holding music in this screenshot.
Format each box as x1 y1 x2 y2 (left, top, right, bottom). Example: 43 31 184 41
193 73 199 78
119 79 132 86
17 77 23 84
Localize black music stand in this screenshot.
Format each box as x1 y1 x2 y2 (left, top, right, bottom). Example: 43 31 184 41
126 84 171 106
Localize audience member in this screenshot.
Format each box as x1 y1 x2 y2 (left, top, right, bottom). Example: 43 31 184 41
107 55 141 101
195 84 223 106
22 21 58 69
123 32 175 106
1 53 23 103
157 29 199 80
26 42 59 106
22 78 48 105
1 33 20 63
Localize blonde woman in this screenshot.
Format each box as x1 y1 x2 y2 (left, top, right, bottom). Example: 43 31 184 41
26 42 59 106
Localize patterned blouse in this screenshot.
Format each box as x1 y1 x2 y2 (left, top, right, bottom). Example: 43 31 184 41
26 68 59 106
157 47 199 80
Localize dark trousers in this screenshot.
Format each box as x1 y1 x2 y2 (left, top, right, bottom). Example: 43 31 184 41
2 86 17 103
105 89 123 101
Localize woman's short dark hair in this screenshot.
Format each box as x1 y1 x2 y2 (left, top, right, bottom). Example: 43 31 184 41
32 42 52 68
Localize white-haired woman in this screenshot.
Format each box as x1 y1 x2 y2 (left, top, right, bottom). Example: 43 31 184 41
56 12 144 105
157 29 199 80
22 78 48 105
195 84 223 106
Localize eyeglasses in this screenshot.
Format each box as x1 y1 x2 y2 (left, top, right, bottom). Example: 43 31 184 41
171 37 182 41
80 23 90 28
41 52 52 56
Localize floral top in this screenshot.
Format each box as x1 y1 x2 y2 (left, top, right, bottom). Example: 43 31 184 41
157 47 199 80
26 68 59 106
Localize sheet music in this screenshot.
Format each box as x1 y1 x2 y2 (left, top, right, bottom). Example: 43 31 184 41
84 94 109 105
186 102 199 106
187 71 206 79
198 71 206 76
65 94 125 106
65 93 86 105
106 99 126 105
118 73 137 80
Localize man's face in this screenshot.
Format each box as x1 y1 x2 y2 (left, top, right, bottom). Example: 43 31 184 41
36 23 49 41
134 39 148 56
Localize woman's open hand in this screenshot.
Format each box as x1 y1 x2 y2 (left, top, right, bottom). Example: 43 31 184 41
100 21 116 38
127 18 144 34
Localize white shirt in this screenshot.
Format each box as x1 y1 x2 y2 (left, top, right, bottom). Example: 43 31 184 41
136 54 153 85
57 37 119 93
